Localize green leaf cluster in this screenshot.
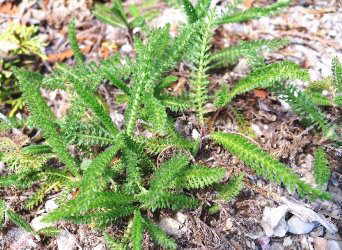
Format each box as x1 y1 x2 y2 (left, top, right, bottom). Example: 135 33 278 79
313 147 331 187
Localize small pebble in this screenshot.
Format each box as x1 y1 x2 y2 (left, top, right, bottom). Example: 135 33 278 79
159 217 183 238
288 215 316 234
30 214 54 231
57 230 77 250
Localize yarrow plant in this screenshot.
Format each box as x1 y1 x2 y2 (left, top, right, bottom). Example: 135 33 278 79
0 0 336 248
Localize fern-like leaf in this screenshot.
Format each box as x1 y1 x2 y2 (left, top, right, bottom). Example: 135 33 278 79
131 210 144 250
15 69 78 176
140 192 198 211
216 173 244 201
0 199 5 227
149 154 189 192
81 141 122 194
270 82 335 139
211 132 330 200
144 217 177 249
6 209 35 234
313 147 331 187
68 20 85 64
178 164 226 189
332 57 342 106
216 0 291 25
182 0 198 23
104 232 127 250
210 39 289 69
215 61 309 107
56 64 119 135
189 11 215 125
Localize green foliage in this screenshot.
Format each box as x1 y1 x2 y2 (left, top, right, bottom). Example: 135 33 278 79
0 23 46 59
104 232 126 250
211 132 330 200
144 217 177 249
189 11 215 125
313 147 331 187
216 0 291 25
210 39 289 69
93 0 159 31
179 164 226 189
215 61 309 107
0 23 46 117
68 20 85 64
15 69 78 176
332 57 342 106
216 173 244 201
0 199 5 227
93 1 129 29
270 82 336 140
131 210 144 250
0 199 34 234
37 226 61 237
182 0 198 23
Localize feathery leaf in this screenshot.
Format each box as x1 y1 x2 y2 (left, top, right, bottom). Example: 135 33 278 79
211 132 330 200
215 61 309 107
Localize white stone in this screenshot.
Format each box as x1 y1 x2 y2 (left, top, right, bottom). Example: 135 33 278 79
176 212 187 225
7 227 37 250
251 123 263 137
120 43 133 54
93 243 107 250
159 217 183 238
191 129 201 140
0 162 5 174
261 205 289 237
328 240 342 250
45 198 59 212
281 197 338 234
57 230 77 250
287 215 316 234
30 214 54 231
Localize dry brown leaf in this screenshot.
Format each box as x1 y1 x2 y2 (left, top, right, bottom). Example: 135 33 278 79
173 77 187 94
47 46 92 62
0 2 18 15
243 0 255 8
253 89 268 99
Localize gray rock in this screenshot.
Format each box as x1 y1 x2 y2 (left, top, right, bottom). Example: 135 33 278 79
45 198 59 212
175 212 187 225
233 58 250 75
159 217 183 238
7 227 37 250
288 215 316 234
261 205 289 237
120 43 133 54
281 197 338 234
328 240 342 250
283 237 293 247
270 242 284 250
0 162 5 174
110 111 125 129
256 236 270 250
30 214 54 231
93 243 107 250
57 230 77 250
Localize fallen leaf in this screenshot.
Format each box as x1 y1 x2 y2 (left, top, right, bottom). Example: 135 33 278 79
243 0 255 8
253 89 268 99
47 46 91 62
0 2 18 15
173 77 187 94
